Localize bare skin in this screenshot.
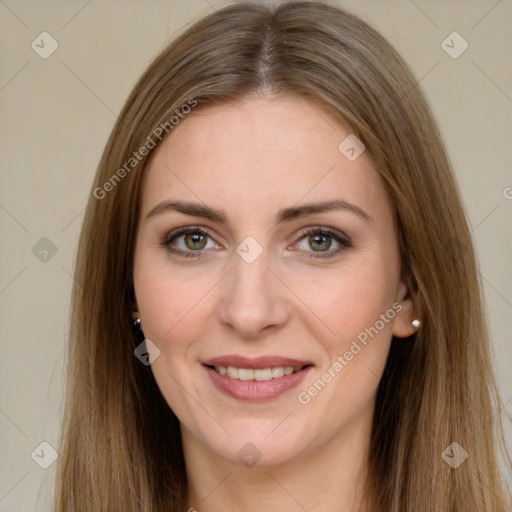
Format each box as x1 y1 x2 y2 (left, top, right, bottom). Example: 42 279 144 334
132 95 418 511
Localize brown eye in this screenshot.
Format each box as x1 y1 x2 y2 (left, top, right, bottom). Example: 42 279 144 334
184 232 208 250
163 227 219 258
294 228 352 259
308 233 332 252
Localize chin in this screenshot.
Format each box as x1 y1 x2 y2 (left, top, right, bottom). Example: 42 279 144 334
201 419 313 468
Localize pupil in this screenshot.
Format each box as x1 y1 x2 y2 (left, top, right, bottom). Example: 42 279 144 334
310 234 331 251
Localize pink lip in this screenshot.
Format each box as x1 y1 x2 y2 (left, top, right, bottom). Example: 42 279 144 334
202 355 314 402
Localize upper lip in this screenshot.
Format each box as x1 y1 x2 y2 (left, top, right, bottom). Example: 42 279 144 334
202 355 314 369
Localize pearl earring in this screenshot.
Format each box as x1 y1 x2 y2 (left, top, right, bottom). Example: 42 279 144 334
411 319 421 329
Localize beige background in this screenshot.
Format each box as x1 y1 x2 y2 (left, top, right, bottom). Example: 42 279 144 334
0 0 510 510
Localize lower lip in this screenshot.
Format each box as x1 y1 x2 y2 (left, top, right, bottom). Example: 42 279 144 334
204 365 312 402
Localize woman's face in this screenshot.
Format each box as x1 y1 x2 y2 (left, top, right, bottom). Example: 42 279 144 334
133 95 417 467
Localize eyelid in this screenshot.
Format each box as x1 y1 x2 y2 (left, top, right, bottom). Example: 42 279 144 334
162 225 216 246
293 226 351 245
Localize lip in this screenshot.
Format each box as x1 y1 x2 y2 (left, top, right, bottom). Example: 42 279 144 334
202 354 314 402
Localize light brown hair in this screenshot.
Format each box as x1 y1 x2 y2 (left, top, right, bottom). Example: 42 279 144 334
54 2 511 510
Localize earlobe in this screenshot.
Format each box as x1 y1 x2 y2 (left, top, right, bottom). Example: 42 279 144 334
392 273 420 338
131 301 140 322
130 290 140 321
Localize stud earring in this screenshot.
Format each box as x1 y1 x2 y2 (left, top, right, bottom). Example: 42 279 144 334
411 319 421 329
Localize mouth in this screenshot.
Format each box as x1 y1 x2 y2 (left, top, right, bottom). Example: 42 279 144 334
202 355 314 402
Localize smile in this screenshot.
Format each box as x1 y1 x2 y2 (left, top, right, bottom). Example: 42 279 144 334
211 365 305 381
202 355 314 402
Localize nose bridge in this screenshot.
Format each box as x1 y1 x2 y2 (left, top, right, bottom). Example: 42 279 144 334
218 243 289 337
233 250 269 299
231 233 272 298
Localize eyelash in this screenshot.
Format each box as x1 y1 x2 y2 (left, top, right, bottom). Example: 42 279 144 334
161 226 352 259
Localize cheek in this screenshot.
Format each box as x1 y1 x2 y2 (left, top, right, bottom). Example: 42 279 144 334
133 251 217 345
290 259 398 421
293 258 398 348
133 253 212 413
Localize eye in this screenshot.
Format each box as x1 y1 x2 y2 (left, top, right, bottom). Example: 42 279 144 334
293 227 351 258
162 226 351 259
162 227 220 258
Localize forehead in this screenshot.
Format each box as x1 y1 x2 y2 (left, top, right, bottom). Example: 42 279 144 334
141 95 388 221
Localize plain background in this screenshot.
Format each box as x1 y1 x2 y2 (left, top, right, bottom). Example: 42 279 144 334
0 0 510 510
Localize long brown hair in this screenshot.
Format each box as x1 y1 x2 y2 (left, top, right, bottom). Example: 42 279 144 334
54 2 511 510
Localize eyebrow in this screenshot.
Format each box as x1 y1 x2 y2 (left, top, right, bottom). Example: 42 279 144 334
144 199 373 225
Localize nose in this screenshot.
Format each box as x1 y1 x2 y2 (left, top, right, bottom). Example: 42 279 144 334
218 248 291 339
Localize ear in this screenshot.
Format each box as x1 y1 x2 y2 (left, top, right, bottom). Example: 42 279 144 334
131 299 140 321
392 271 420 338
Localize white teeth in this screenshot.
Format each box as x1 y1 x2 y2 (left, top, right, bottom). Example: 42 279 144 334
238 368 254 381
254 368 272 381
213 365 304 381
227 366 238 379
271 367 284 378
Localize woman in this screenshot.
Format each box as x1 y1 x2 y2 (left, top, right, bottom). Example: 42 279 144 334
54 2 511 511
